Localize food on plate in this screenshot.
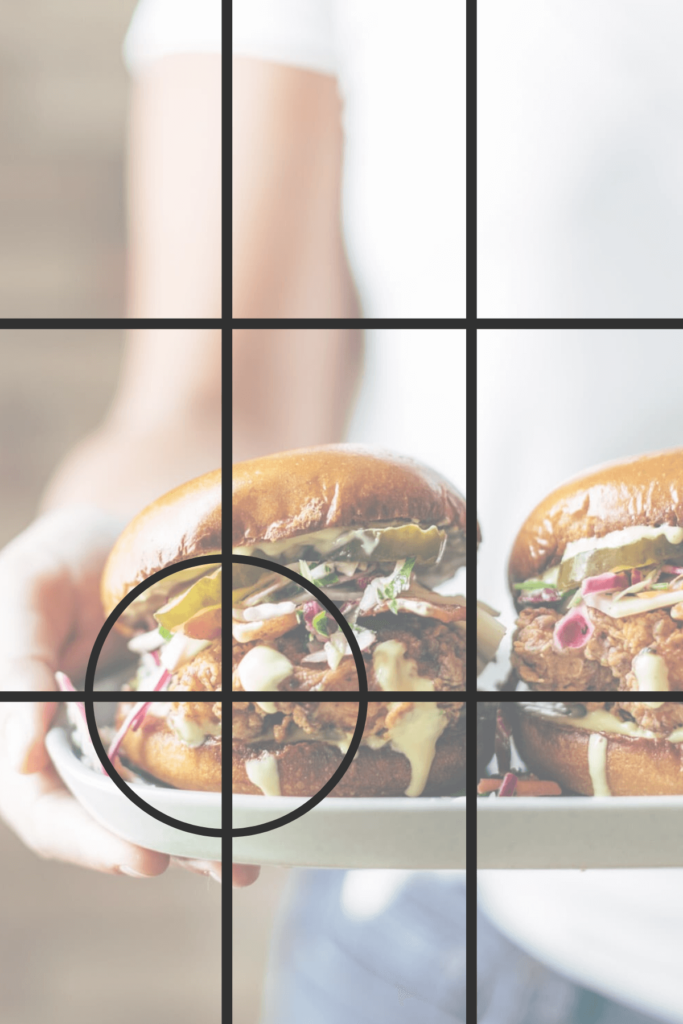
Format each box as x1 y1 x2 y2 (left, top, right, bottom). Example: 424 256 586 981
99 469 222 791
233 445 502 796
503 700 683 796
507 449 683 708
477 773 562 797
233 699 465 797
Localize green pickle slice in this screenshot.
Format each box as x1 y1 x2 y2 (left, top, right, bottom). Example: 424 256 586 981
334 523 447 564
157 567 222 632
557 536 683 591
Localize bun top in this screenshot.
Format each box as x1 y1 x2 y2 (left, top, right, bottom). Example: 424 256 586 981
509 448 683 585
101 469 221 620
232 445 467 548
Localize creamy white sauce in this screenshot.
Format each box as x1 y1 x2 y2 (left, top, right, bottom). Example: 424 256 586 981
234 526 381 559
237 646 293 695
387 703 447 797
159 634 212 672
667 728 683 744
587 733 611 796
372 640 435 691
562 524 683 562
554 709 655 739
633 649 669 708
245 753 281 795
169 713 222 748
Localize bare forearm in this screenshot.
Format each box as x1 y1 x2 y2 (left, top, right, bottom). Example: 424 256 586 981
41 330 222 517
127 55 221 318
40 423 221 519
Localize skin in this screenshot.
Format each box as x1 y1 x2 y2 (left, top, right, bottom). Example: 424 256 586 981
233 57 357 319
127 55 221 318
0 332 221 880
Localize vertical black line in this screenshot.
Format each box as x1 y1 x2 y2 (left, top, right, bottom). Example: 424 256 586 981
466 0 477 325
465 0 478 1012
465 328 478 1024
225 0 233 962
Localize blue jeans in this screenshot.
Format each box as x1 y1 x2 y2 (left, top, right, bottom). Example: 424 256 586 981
258 871 671 1024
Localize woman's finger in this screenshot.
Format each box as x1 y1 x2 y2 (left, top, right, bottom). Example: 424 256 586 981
232 864 260 887
0 760 169 877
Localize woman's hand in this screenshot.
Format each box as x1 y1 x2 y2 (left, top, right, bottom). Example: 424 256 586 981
0 508 169 876
233 865 260 887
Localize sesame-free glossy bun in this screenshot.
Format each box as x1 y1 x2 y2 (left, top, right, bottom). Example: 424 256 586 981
232 720 466 797
506 702 683 796
116 703 222 792
508 448 683 586
101 469 221 624
232 445 468 548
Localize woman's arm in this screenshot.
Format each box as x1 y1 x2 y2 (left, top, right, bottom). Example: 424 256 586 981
126 54 222 318
40 329 222 517
233 56 358 318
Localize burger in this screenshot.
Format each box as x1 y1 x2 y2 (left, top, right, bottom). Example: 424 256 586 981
505 447 683 795
503 701 683 796
99 469 222 792
232 445 502 797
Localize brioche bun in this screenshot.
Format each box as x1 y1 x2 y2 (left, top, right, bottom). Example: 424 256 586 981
232 719 466 797
116 703 221 792
232 445 469 582
101 468 221 631
508 448 683 587
506 702 683 796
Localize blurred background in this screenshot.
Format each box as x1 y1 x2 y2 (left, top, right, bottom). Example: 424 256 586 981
479 0 683 317
0 332 221 1023
0 2 136 317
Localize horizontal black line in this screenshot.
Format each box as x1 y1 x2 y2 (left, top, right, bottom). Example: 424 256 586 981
476 690 683 703
232 317 467 331
0 318 224 330
232 317 683 332
477 318 683 330
0 691 222 702
232 691 464 703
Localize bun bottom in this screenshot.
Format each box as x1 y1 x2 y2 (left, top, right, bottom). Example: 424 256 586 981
233 723 466 797
117 704 222 792
508 704 683 796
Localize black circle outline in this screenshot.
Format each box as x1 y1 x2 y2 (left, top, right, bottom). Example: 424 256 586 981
84 555 222 837
232 554 368 836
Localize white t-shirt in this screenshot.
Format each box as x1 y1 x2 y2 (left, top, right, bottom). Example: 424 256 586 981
478 331 683 1023
124 0 221 74
479 1 683 318
233 0 466 319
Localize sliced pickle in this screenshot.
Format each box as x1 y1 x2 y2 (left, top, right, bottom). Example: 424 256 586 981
156 568 222 633
557 536 683 591
334 524 447 564
232 564 273 603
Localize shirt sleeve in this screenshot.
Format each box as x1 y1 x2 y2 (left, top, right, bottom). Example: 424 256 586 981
233 0 337 77
123 0 222 76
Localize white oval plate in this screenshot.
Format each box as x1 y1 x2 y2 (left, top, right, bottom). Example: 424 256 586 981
232 793 464 869
46 725 222 861
478 793 683 869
